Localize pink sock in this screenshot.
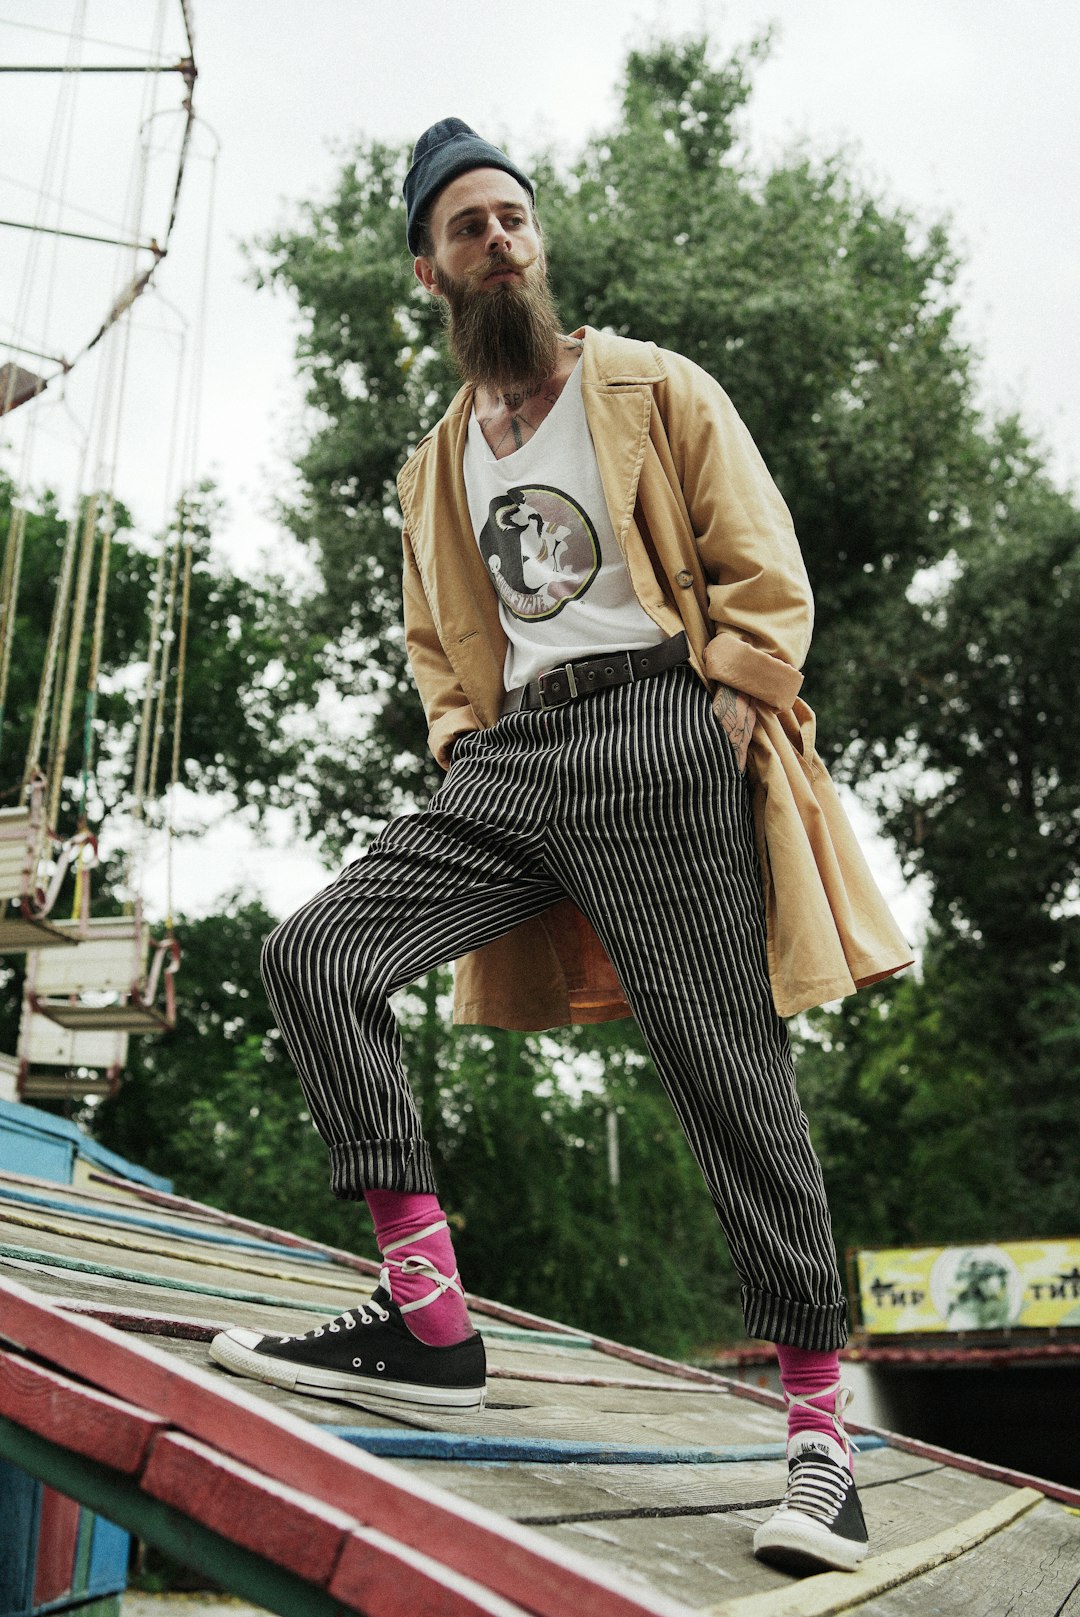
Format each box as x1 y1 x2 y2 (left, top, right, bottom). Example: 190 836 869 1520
364 1190 473 1346
775 1344 852 1470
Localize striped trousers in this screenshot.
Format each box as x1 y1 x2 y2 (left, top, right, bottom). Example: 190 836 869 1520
262 664 848 1350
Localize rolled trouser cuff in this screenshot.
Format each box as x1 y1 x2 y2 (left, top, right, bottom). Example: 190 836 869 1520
743 1287 849 1351
328 1137 438 1198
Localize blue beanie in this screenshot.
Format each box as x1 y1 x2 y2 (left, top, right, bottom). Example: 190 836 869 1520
403 117 534 255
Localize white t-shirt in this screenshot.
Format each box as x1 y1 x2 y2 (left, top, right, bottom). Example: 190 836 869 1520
463 359 665 694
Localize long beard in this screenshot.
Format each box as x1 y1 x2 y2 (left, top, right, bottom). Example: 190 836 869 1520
436 253 562 394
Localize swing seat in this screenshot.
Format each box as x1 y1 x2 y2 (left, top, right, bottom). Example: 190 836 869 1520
0 910 79 952
28 914 177 1034
17 1071 118 1099
0 361 47 416
16 1009 128 1101
0 801 81 953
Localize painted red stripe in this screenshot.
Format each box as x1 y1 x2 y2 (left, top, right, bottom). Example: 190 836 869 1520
140 1431 356 1586
329 1525 538 1617
0 1348 164 1472
32 1488 80 1606
143 1430 535 1617
0 1275 694 1617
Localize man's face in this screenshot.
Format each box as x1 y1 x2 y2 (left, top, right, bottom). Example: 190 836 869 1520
414 167 561 394
415 167 543 295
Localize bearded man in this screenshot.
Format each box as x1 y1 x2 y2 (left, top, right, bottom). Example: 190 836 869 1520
211 119 913 1577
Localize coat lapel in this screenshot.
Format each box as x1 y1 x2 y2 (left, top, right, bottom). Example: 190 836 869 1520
578 328 664 556
405 389 508 724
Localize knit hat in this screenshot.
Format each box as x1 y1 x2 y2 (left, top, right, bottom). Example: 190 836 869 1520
403 117 534 255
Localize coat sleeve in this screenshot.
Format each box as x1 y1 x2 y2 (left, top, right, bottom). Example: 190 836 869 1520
660 351 813 710
402 524 483 770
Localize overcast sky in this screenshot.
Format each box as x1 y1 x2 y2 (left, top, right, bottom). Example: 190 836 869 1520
1 1 1077 932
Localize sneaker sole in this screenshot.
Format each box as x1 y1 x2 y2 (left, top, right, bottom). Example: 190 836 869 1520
753 1518 868 1575
208 1330 487 1411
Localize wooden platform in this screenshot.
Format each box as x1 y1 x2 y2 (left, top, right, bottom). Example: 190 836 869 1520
1 1164 1078 1616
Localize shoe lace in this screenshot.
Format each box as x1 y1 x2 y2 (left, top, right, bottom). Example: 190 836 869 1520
275 1292 390 1345
779 1454 852 1524
785 1379 854 1464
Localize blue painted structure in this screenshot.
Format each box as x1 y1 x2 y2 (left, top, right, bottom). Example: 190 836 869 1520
0 1098 171 1192
0 1460 130 1617
0 1099 172 1614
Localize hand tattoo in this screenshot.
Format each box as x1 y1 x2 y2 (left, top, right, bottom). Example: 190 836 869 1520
712 684 757 773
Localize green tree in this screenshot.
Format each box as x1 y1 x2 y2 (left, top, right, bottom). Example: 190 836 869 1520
797 430 1080 1252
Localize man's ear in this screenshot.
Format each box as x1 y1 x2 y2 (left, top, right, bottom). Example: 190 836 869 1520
414 256 441 295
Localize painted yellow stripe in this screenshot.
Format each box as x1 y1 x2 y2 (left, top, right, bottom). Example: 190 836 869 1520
0 1205 367 1292
705 1487 1044 1617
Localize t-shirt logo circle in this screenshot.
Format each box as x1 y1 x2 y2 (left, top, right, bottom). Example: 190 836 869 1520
478 484 601 620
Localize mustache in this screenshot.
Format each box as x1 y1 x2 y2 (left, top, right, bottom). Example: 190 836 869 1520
469 250 540 285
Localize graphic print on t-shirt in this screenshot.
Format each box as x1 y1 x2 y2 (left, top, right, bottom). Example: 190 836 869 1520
477 484 601 620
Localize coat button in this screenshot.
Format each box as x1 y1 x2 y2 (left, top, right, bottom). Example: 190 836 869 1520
676 569 694 589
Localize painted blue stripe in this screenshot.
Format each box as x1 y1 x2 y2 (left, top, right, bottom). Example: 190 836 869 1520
320 1428 889 1465
0 1184 335 1265
478 1328 591 1348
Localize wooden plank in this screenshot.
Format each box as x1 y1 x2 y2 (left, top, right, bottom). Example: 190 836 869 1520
0 1348 165 1471
139 1429 358 1585
702 1488 1044 1616
392 1395 784 1452
32 1485 81 1606
6 1266 341 1340
328 1526 541 1617
852 1419 1080 1511
0 1181 340 1264
0 1275 699 1617
865 1495 1080 1615
489 1368 722 1392
0 1203 365 1292
0 1235 361 1314
395 1447 931 1530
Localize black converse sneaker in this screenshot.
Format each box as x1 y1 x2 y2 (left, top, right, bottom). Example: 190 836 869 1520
209 1271 486 1410
753 1430 869 1575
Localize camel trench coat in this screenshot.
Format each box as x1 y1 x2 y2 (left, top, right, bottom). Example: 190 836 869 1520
395 326 913 1027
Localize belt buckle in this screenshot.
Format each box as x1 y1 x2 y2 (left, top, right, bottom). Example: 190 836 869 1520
537 662 578 710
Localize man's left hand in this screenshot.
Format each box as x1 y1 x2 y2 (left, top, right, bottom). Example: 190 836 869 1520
712 685 757 773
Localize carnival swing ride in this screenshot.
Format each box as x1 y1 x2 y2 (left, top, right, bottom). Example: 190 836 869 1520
0 2 213 1101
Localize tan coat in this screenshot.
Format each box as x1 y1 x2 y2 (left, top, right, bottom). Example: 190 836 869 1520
396 327 913 1027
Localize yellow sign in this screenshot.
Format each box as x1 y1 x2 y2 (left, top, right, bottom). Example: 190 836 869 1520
855 1239 1080 1334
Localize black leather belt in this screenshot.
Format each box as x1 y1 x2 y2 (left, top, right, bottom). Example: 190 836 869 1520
517 632 690 712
